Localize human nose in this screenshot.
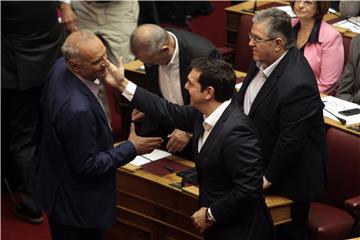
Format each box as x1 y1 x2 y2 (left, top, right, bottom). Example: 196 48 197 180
184 81 189 90
298 0 304 8
249 37 256 47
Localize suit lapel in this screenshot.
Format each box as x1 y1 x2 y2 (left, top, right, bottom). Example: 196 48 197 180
174 31 191 105
196 104 232 162
192 120 204 158
248 50 292 117
237 62 259 106
72 75 112 133
145 65 162 97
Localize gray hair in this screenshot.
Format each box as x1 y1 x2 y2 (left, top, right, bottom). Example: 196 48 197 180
130 24 170 56
253 8 294 49
61 30 97 62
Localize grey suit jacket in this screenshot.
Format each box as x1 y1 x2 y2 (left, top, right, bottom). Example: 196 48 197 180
336 35 360 105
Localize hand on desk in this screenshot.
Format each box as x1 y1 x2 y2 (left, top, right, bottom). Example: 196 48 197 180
191 207 213 233
128 123 163 155
131 109 145 122
166 129 192 153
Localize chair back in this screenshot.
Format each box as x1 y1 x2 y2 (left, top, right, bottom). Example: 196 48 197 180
320 127 360 209
234 14 254 72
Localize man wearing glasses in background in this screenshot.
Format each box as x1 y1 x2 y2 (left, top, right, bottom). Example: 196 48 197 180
236 8 327 240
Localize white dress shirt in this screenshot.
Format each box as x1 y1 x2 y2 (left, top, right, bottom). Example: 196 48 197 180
243 51 288 115
158 32 184 106
198 100 231 152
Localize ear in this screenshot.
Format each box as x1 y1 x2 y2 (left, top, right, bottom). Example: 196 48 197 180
160 45 169 54
274 38 284 52
69 59 81 73
205 86 215 100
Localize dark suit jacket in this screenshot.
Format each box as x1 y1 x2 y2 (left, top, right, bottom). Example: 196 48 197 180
1 2 65 90
236 47 327 201
37 58 137 228
139 29 221 148
131 87 274 240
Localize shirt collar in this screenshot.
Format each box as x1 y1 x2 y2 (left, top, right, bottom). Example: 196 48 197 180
203 100 232 131
74 72 100 97
166 31 179 66
292 19 321 44
256 51 288 78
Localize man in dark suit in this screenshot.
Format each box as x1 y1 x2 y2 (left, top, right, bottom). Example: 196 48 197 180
38 30 163 240
236 8 327 240
1 2 65 224
129 24 221 160
104 57 274 240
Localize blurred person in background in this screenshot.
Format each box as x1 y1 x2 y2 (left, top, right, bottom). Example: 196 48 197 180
291 0 344 95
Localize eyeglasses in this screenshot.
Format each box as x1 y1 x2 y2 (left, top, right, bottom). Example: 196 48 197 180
248 32 276 45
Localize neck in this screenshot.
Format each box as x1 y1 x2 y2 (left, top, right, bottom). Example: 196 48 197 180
166 34 176 64
264 49 286 67
299 18 316 31
202 101 222 118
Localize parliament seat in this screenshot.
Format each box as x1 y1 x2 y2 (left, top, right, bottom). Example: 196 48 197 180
233 14 254 72
309 127 360 240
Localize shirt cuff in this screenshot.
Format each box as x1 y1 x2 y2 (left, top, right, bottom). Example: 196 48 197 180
122 81 137 102
208 208 216 222
263 176 272 189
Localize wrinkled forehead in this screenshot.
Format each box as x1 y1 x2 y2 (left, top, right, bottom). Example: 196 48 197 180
251 21 270 38
78 38 106 60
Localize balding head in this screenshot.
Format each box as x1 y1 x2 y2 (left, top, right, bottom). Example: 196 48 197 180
62 30 99 62
61 30 109 81
130 24 170 57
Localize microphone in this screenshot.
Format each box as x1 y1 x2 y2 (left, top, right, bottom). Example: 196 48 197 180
141 155 175 173
243 0 257 14
323 108 347 125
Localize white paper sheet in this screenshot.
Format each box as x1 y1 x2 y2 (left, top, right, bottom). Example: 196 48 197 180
142 149 172 161
333 17 360 34
275 6 296 18
130 156 150 166
322 96 360 125
129 149 172 166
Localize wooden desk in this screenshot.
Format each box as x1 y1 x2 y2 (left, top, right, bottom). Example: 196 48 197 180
125 60 247 81
107 156 292 240
225 1 357 48
321 94 360 136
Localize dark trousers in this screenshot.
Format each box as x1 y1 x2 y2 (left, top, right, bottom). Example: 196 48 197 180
48 218 106 240
2 87 42 211
276 201 310 240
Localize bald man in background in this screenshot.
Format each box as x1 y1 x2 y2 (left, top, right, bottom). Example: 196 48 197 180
129 24 220 160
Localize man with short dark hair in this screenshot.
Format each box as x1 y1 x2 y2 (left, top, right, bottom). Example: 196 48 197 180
129 24 221 160
104 57 274 240
236 8 327 240
38 30 162 240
